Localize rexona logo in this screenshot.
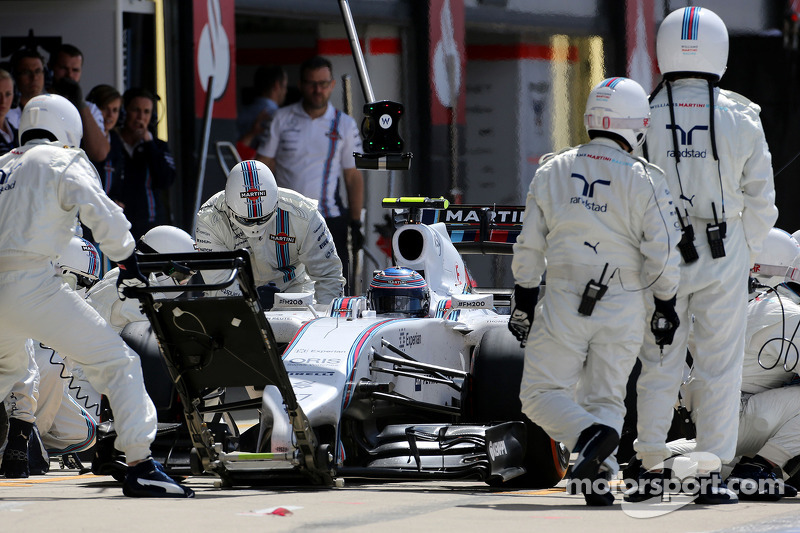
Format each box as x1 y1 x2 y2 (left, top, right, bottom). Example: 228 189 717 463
488 440 508 460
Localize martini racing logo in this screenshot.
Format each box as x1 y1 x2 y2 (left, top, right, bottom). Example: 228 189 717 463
270 233 296 244
570 172 609 212
240 189 268 198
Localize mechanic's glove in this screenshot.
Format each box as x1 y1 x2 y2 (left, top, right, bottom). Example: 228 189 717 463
350 219 364 253
51 78 86 110
256 282 279 311
650 295 680 346
508 284 540 348
116 254 148 300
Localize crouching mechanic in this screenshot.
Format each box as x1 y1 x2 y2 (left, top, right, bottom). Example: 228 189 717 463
86 225 198 333
509 77 682 506
665 228 800 500
2 236 102 478
0 94 192 497
195 160 345 305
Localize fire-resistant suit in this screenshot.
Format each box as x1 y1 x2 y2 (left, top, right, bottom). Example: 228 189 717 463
0 141 156 464
514 137 681 474
195 188 345 304
635 79 778 470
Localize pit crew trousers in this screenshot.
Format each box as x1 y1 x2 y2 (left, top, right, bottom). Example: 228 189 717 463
0 265 155 463
520 277 646 474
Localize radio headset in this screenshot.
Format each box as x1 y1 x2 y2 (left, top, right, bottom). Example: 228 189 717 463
754 283 800 374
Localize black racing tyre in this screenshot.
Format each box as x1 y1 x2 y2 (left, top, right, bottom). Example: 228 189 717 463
466 327 568 488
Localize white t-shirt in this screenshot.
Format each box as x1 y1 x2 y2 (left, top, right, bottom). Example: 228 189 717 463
258 102 362 219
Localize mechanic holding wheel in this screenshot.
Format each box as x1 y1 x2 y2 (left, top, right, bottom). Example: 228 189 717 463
509 77 681 506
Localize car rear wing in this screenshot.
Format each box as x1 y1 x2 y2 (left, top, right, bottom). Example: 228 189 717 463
383 197 525 255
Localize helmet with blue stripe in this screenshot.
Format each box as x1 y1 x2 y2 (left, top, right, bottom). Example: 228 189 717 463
584 77 650 150
657 7 728 81
56 236 101 291
368 266 430 317
225 160 279 238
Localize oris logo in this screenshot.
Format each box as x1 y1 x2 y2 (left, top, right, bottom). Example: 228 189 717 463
488 440 507 460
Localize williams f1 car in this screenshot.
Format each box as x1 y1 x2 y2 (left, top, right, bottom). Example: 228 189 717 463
96 199 568 488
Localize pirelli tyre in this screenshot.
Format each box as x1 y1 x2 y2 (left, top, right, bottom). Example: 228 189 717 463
465 327 569 488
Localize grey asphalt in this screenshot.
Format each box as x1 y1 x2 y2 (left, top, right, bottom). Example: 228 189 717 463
2 469 799 533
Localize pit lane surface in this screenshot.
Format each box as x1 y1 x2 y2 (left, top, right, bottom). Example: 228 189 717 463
2 470 799 533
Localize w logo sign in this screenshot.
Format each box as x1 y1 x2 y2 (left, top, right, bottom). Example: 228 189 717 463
379 114 393 129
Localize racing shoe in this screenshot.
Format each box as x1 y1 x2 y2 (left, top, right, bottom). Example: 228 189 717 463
583 470 615 506
694 471 738 505
727 456 798 501
1 418 33 478
122 458 194 498
623 467 667 503
568 424 619 484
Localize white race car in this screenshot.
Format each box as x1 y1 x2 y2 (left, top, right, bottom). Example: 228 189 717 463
100 199 568 489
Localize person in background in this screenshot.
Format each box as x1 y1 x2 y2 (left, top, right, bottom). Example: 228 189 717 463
47 44 110 163
257 56 364 295
0 69 18 154
86 84 124 205
117 88 175 240
236 65 287 160
7 47 46 128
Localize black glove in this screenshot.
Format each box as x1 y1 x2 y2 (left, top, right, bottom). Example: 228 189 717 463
116 254 148 300
651 295 680 346
256 282 279 311
508 284 540 348
350 219 364 253
51 78 86 110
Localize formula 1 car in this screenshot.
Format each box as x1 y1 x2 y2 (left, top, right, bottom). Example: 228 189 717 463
96 199 568 488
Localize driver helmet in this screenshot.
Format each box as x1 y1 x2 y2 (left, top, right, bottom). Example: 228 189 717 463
19 93 83 147
656 6 729 82
751 228 800 287
56 236 101 292
368 267 430 317
136 225 197 287
225 160 278 239
584 77 650 150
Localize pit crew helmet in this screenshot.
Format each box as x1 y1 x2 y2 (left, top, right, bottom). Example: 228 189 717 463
656 6 729 82
56 236 101 291
225 160 278 239
136 225 197 286
19 93 83 147
751 228 800 287
584 77 650 150
368 267 430 317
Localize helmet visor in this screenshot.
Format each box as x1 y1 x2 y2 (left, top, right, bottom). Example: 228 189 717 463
232 211 274 228
371 294 427 317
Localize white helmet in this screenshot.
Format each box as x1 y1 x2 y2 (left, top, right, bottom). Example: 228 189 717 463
584 77 650 150
137 225 197 286
19 93 83 148
56 236 101 291
792 229 800 244
224 160 278 238
656 7 728 82
751 228 800 286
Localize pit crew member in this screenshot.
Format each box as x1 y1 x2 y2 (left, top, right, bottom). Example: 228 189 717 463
510 77 681 506
195 159 345 305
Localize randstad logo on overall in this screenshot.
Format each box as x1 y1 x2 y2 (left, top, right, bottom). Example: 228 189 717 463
570 173 609 212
